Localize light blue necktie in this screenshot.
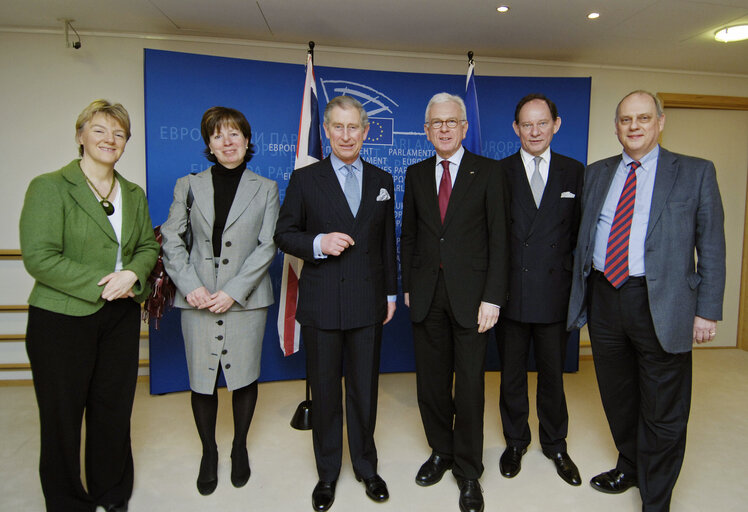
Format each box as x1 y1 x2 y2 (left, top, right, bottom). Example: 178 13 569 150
530 156 544 208
343 164 360 215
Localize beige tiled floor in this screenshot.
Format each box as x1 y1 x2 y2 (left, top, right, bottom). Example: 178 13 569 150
2 349 747 511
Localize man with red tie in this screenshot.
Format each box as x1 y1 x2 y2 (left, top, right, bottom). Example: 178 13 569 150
400 92 509 512
568 90 726 511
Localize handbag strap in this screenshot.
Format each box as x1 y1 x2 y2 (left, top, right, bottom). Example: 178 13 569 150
186 172 196 210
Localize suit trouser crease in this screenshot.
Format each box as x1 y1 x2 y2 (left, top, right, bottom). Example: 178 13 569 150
588 271 691 512
496 318 569 453
413 271 486 480
26 300 140 512
303 324 381 482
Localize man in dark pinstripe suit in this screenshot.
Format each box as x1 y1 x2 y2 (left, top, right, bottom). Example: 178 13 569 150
274 96 397 511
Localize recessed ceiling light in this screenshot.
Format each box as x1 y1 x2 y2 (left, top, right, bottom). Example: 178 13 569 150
588 12 600 19
714 25 748 42
497 5 510 13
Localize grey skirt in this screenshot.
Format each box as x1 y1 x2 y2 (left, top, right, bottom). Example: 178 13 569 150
181 306 267 394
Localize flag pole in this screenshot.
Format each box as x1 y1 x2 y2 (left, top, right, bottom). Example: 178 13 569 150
463 50 483 156
289 40 317 431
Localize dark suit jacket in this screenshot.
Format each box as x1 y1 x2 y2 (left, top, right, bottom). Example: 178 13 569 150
501 151 583 324
567 147 726 353
400 149 510 328
274 157 397 330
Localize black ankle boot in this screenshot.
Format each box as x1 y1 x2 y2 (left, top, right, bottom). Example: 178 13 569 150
231 444 251 488
196 448 218 495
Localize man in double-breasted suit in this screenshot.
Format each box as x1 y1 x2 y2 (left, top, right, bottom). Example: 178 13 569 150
496 94 583 486
274 96 397 512
568 90 725 511
400 92 509 512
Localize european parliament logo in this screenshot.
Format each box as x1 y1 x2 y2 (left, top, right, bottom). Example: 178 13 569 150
320 78 396 146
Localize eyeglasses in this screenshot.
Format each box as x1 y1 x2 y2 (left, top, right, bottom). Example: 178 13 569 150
427 118 465 129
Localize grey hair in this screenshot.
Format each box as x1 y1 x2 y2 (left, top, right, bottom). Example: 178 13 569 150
424 93 467 123
323 95 369 128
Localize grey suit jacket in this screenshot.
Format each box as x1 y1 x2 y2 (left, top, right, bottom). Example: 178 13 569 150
161 167 280 311
567 147 725 354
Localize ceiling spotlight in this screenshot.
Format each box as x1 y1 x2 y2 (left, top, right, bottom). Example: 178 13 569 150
588 12 600 19
497 5 510 13
714 25 748 42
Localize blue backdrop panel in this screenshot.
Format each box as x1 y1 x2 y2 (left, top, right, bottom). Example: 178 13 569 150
144 49 590 394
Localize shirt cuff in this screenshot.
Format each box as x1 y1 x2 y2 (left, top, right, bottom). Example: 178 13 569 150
483 301 500 309
313 234 328 259
387 295 396 302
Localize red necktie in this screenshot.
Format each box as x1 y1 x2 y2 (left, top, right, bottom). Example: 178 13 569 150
438 160 452 223
604 160 641 288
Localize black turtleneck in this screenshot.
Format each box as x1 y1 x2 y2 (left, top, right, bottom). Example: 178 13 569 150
211 161 246 257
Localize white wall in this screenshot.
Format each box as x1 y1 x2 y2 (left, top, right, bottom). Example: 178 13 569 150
2 29 747 376
662 109 748 348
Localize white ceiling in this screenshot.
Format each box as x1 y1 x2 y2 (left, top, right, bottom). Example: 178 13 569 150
2 0 748 74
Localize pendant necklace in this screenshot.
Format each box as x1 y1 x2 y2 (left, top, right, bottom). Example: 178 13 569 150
83 171 116 216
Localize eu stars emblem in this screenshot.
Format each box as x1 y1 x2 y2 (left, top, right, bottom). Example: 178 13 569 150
366 118 393 145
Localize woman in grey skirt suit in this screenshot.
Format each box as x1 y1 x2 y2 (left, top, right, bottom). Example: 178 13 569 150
161 106 279 495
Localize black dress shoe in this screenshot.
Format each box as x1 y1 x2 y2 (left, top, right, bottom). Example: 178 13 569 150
499 446 526 478
231 445 251 488
457 479 484 512
312 480 336 511
415 453 454 486
355 473 389 502
196 450 218 496
103 501 128 512
545 451 581 486
590 468 637 494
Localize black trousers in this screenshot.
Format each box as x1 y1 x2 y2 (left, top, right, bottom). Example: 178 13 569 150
496 317 569 454
588 270 692 512
301 323 382 482
26 300 140 512
413 271 487 481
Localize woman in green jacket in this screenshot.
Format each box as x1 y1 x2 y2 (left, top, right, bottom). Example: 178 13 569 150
19 100 159 512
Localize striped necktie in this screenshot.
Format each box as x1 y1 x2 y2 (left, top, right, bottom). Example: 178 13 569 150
604 160 641 288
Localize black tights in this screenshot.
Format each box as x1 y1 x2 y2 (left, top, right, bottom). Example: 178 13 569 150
191 380 259 455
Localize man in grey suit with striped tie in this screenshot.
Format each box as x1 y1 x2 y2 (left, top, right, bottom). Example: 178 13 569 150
275 95 397 512
568 90 725 511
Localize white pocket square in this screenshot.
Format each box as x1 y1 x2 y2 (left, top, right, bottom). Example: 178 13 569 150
376 188 391 201
561 191 575 198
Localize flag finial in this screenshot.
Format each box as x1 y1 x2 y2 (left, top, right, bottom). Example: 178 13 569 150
467 51 474 64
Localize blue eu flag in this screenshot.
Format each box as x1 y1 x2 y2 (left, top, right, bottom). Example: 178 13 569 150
464 61 482 155
366 118 394 145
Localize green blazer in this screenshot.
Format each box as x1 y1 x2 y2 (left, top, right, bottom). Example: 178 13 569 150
20 159 159 316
